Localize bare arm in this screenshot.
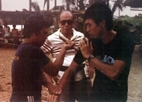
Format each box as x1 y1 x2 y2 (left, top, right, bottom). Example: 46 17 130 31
42 71 62 94
53 47 67 69
80 37 126 80
42 71 54 86
42 60 59 76
89 58 126 80
58 61 79 89
42 40 74 76
53 40 75 68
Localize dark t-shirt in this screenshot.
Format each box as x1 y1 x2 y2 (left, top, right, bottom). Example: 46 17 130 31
11 43 49 102
74 33 134 102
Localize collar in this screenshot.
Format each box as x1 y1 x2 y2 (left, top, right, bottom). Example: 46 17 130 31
58 28 78 41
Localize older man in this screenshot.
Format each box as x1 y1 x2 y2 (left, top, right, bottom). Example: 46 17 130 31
41 11 88 102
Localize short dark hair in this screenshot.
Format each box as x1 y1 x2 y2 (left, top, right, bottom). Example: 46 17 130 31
84 3 113 31
23 13 53 38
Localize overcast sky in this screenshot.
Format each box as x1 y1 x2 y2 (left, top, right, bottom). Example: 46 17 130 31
1 0 142 17
1 0 62 11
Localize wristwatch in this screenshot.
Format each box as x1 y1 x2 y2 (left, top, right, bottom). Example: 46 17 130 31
87 54 95 61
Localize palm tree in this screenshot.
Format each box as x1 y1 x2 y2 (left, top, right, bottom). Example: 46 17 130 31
63 0 111 10
111 0 125 15
31 2 40 11
78 0 85 10
43 0 51 10
91 0 109 6
62 0 85 10
62 0 72 10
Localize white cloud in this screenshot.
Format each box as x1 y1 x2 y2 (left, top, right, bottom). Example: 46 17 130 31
1 0 62 11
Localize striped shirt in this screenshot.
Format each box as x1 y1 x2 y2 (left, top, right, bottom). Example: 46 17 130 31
41 28 84 67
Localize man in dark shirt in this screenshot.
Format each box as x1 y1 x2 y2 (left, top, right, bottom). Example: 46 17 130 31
10 13 64 102
58 3 134 102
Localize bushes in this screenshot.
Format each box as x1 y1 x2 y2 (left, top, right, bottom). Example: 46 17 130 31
113 15 142 44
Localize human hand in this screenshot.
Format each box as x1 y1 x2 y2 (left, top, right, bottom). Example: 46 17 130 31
87 66 95 79
59 35 78 51
79 37 93 59
62 40 75 50
47 94 58 102
53 75 61 83
47 82 62 95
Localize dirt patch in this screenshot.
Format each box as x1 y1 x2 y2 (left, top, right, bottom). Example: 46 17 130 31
0 47 15 102
127 45 142 102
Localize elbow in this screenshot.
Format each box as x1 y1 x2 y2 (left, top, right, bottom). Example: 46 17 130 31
44 67 59 77
110 76 118 81
110 74 118 81
109 72 119 81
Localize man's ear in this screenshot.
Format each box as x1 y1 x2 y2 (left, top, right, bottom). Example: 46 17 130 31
99 20 106 28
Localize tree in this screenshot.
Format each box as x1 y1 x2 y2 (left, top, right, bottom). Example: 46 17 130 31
31 2 40 11
62 0 85 10
111 0 125 15
43 0 49 10
89 0 109 6
123 0 142 8
63 0 110 10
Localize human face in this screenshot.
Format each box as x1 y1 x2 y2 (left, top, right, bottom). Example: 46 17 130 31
85 19 102 38
59 12 74 35
36 27 49 46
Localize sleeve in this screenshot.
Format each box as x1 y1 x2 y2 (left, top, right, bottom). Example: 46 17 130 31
73 38 102 64
30 47 50 67
37 48 50 67
41 37 52 54
117 34 135 62
73 50 86 64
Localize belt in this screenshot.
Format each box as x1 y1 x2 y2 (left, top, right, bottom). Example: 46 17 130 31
60 66 68 71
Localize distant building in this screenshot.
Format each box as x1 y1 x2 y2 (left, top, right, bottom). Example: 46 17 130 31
51 6 65 11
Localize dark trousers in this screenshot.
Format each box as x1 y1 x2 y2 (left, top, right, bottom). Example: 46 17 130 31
10 92 41 102
69 69 88 102
58 65 88 102
70 77 88 102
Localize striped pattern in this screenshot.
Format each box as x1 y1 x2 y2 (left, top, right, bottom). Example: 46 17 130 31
27 96 34 102
41 28 84 66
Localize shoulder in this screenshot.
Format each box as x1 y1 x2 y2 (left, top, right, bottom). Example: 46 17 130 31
16 43 41 56
48 29 60 40
115 32 135 51
116 32 134 43
20 43 40 51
